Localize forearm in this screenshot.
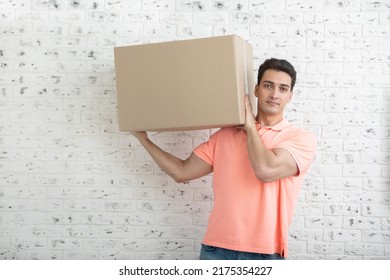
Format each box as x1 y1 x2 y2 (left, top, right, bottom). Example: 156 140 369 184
246 127 277 181
136 135 185 181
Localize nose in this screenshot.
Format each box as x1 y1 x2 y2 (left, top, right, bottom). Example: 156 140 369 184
269 88 279 98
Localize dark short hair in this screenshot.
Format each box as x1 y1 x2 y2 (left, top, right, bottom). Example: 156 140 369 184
257 58 297 91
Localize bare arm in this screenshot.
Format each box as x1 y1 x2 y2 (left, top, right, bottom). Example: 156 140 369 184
242 97 298 183
132 131 213 183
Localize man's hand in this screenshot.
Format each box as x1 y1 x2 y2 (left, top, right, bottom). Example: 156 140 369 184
131 131 148 141
242 95 257 133
235 95 256 131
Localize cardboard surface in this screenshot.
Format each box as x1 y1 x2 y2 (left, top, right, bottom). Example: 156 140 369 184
114 35 256 131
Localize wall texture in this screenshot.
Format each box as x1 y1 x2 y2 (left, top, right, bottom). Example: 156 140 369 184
0 0 389 260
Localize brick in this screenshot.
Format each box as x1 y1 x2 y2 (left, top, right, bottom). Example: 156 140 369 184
104 201 135 212
288 240 306 255
250 24 287 37
49 238 82 250
322 152 359 164
365 75 390 87
343 164 381 177
323 0 360 11
84 238 120 250
344 191 382 204
305 113 342 126
155 214 192 226
379 11 390 23
344 217 381 230
143 0 175 11
120 187 156 200
11 237 48 250
362 49 390 62
363 24 390 36
308 163 343 177
174 201 211 214
269 37 306 49
7 186 47 199
193 187 214 201
323 203 361 216
121 239 157 251
28 225 62 237
82 213 117 225
136 226 173 238
343 139 381 152
143 23 176 36
382 218 390 230
289 228 323 241
177 24 213 37
157 239 194 251
325 24 363 37
173 226 206 238
302 175 323 190
362 152 390 164
362 204 390 216
9 212 45 225
346 38 383 49
346 242 384 255
386 244 390 255
363 178 390 191
193 12 229 24
64 199 104 211
306 190 343 203
231 12 255 24
343 113 381 126
361 126 390 139
322 126 360 139
0 249 25 260
0 200 29 211
307 242 345 254
305 216 342 228
361 0 390 10
25 250 61 260
118 213 154 226
342 12 379 24
156 186 192 200
99 225 135 238
324 229 361 242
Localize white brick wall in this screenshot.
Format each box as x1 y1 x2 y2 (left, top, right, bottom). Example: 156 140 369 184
0 0 389 260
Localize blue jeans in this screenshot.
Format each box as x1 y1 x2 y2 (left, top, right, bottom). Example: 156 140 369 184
199 244 285 260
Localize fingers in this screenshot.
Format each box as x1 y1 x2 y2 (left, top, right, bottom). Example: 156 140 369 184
131 131 147 140
245 95 253 113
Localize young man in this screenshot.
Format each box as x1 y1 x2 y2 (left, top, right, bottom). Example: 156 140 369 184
132 58 317 260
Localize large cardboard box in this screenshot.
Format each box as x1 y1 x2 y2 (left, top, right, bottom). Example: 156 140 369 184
114 35 256 131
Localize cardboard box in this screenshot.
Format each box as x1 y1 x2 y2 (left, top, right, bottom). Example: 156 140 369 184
114 35 256 131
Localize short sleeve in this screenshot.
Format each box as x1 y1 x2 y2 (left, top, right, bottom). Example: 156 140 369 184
193 130 219 166
275 129 317 175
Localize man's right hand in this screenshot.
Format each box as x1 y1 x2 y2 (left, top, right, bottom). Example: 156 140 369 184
131 131 148 141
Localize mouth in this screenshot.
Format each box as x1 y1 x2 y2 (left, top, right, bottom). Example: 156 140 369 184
266 101 279 106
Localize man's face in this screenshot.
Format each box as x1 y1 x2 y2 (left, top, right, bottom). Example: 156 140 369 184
255 69 293 117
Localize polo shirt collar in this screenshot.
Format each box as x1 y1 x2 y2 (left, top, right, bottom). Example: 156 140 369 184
256 119 292 132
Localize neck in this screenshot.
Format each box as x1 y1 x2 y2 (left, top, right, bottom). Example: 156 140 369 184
256 114 283 128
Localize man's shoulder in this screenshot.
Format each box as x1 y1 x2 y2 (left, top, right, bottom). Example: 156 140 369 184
282 123 317 144
210 126 245 142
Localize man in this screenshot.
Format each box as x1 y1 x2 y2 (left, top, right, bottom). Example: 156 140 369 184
132 58 317 260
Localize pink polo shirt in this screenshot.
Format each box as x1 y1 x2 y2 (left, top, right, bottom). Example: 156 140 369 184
193 119 316 257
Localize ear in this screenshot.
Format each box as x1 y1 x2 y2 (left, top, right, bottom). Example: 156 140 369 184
287 90 293 103
254 84 259 97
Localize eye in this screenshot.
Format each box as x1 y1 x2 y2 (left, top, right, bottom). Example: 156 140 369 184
280 87 289 93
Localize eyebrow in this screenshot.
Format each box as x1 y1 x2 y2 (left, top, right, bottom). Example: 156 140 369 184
262 80 291 88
